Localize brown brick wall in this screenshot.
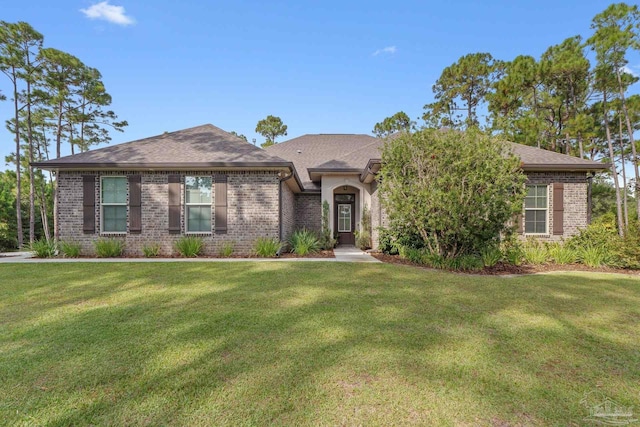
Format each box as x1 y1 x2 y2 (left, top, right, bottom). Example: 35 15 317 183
57 170 280 256
294 193 322 233
519 171 589 241
281 181 295 242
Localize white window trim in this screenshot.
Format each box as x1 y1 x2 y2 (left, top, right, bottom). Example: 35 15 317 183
100 176 127 234
524 184 549 235
185 176 212 234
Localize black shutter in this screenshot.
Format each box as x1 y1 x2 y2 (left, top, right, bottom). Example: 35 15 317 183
168 175 181 233
82 175 95 233
129 175 141 233
215 174 228 233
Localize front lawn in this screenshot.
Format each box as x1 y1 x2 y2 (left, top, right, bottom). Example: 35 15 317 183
1 263 639 426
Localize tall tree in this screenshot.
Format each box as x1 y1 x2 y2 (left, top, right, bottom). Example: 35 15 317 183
0 21 43 248
372 111 413 137
255 115 287 148
594 63 625 236
424 53 502 129
230 131 248 142
588 2 640 222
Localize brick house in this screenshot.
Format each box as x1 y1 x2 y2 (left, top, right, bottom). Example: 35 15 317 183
34 124 608 255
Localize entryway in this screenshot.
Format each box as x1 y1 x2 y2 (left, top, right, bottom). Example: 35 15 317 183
334 193 355 245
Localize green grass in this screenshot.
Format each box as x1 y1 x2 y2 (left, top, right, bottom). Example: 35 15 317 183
1 263 639 426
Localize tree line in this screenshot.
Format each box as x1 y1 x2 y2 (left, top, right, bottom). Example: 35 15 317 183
0 21 127 250
374 3 640 237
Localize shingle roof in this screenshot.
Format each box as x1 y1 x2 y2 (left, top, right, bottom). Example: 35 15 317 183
33 124 290 168
508 143 607 170
265 134 380 190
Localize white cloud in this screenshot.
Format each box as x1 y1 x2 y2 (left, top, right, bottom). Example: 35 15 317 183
621 65 638 77
80 1 135 26
373 46 397 56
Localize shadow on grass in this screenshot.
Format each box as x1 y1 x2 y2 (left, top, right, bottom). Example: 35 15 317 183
1 263 639 425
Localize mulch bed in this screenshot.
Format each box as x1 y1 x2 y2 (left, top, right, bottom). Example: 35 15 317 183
370 253 639 276
39 250 336 260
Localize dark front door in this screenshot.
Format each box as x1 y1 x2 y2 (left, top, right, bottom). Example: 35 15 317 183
335 194 355 245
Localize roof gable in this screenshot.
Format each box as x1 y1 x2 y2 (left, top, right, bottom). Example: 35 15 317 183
34 124 289 169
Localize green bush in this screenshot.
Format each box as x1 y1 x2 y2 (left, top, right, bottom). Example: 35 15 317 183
93 238 124 257
219 241 235 257
288 229 320 256
579 245 610 268
377 228 399 255
319 200 337 250
142 243 161 258
59 241 81 258
174 236 203 257
379 128 526 258
253 237 282 257
501 238 523 266
31 238 56 258
522 240 548 265
451 255 484 272
547 243 577 265
399 246 423 264
421 251 446 269
355 204 372 250
480 247 502 267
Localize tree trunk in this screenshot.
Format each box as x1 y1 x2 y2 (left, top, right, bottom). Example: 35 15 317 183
615 67 640 224
26 68 35 245
618 115 629 229
36 138 50 242
12 68 23 249
603 91 624 237
578 133 584 159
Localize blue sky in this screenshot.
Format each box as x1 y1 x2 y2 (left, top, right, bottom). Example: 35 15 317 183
1 0 638 168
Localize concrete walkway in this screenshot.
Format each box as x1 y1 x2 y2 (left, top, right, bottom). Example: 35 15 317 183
333 245 381 263
0 247 380 263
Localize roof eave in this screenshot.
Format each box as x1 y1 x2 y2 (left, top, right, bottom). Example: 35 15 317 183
522 163 610 172
31 161 295 170
307 167 363 182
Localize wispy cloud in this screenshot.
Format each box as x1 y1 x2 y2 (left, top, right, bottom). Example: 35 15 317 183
622 65 638 78
373 46 397 56
80 1 135 26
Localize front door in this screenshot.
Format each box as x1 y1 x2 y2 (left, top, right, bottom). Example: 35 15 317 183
335 195 355 245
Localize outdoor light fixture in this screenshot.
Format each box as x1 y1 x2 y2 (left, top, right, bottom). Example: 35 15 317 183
343 185 348 191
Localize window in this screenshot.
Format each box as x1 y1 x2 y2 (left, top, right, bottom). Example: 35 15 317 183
337 204 352 232
185 176 212 233
101 177 127 233
525 184 548 234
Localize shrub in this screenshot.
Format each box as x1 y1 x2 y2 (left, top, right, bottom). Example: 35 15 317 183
421 251 446 269
142 243 161 258
253 237 282 257
579 244 610 268
59 241 81 258
522 240 548 265
319 200 337 250
93 238 124 257
219 241 235 257
480 247 502 267
547 243 577 265
289 229 320 256
450 255 483 272
378 227 398 255
501 238 523 266
174 236 203 257
31 238 56 258
355 204 372 250
379 128 526 258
